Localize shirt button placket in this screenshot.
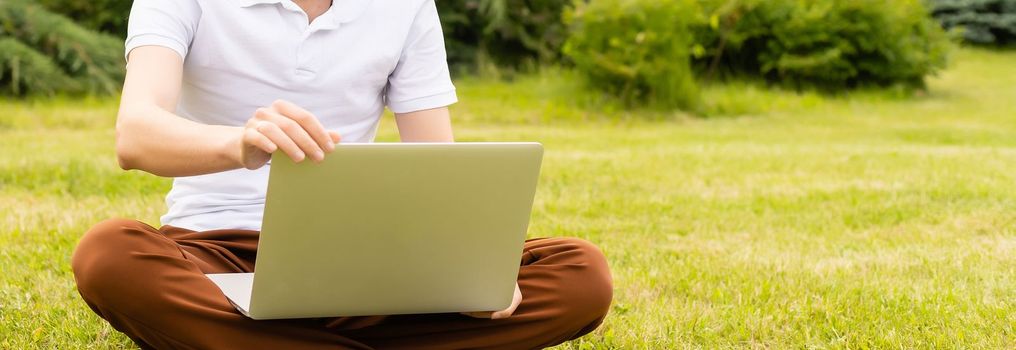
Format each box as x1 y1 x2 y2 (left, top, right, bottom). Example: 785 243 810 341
295 31 316 79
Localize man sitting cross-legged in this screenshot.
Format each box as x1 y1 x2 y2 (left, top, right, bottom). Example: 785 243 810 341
71 0 613 349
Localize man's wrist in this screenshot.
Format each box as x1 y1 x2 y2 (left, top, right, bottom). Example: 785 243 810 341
218 126 246 170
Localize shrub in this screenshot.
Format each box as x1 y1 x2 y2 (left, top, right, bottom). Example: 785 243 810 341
930 0 1016 45
0 38 77 96
36 0 132 37
0 1 124 96
439 0 571 69
694 0 950 90
563 0 701 109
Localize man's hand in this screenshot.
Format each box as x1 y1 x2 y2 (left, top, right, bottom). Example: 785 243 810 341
236 100 342 169
462 283 522 320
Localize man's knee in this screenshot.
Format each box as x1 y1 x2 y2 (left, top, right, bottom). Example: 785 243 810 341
71 219 158 300
554 238 614 328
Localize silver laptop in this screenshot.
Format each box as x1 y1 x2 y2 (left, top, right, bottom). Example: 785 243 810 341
206 142 543 320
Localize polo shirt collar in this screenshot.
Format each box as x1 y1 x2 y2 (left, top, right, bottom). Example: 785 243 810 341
236 0 284 7
236 0 371 25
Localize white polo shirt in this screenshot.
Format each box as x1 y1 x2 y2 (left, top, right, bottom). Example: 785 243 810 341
126 0 457 231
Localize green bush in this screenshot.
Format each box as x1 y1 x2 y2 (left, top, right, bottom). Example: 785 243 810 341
930 0 1016 45
0 38 77 96
0 1 124 96
563 0 701 109
37 0 132 37
439 0 571 69
693 0 951 90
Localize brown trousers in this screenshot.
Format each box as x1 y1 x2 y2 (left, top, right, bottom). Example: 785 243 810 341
71 219 613 350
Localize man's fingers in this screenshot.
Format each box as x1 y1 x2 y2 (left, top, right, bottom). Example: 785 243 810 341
239 128 277 169
328 131 342 144
278 118 325 161
255 107 324 161
244 128 277 154
463 284 522 320
491 283 523 320
462 311 493 319
271 100 335 153
255 121 305 162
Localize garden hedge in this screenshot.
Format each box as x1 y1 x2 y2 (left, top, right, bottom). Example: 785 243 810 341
563 0 701 109
565 0 949 108
691 0 950 90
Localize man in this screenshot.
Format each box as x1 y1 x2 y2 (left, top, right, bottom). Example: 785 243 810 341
71 0 613 348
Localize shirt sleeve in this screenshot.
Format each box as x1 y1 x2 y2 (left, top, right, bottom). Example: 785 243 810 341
385 0 458 114
124 0 201 61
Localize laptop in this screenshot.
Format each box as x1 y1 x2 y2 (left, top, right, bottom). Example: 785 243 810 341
206 142 544 320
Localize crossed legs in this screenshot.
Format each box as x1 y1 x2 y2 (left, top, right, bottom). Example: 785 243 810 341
71 219 613 349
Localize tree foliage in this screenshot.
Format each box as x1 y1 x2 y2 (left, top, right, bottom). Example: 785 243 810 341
0 0 125 96
37 0 132 37
930 0 1016 45
0 38 77 96
438 0 571 68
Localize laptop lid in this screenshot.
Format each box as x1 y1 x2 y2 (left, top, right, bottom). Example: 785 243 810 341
248 142 543 319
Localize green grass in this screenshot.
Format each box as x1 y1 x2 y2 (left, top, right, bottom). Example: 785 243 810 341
3 47 1016 348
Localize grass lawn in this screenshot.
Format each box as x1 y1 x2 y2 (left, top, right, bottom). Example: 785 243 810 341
2 47 1016 348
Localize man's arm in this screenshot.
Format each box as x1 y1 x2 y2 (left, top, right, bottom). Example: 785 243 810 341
394 107 454 142
116 46 339 177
